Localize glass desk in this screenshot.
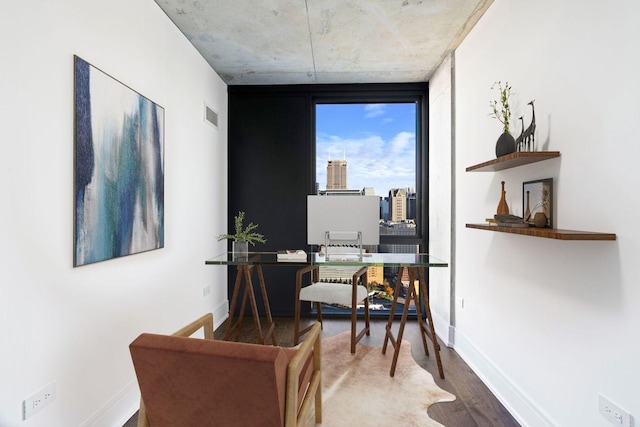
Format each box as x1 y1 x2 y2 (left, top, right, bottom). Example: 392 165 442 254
205 251 448 378
206 251 447 267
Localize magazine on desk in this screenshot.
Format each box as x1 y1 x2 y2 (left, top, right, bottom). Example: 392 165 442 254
277 250 307 262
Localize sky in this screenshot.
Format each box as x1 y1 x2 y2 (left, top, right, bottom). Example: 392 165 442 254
316 103 416 197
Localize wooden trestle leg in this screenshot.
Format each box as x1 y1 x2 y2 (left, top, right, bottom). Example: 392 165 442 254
223 265 277 346
382 266 444 379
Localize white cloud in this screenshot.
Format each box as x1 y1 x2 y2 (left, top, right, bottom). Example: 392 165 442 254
389 131 413 154
364 104 386 118
316 131 415 196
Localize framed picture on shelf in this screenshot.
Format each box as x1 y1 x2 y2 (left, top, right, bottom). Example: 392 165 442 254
522 178 553 228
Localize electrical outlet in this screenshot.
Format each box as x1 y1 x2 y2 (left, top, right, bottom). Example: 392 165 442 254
203 285 211 297
23 382 56 420
456 297 464 308
599 394 633 427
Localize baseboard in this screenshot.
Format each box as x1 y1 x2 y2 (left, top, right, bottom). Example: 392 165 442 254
453 328 558 427
431 310 454 348
212 299 229 330
80 380 139 427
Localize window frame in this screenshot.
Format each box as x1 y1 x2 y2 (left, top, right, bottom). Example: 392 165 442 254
310 89 428 250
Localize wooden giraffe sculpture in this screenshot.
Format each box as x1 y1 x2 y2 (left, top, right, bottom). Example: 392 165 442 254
515 116 525 151
521 100 536 151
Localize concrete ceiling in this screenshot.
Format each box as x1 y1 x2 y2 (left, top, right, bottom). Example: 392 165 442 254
153 0 493 85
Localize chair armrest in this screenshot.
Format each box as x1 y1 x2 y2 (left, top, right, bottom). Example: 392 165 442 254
352 266 368 289
352 266 368 281
295 265 319 295
296 265 319 284
172 313 214 339
285 322 322 426
288 321 320 374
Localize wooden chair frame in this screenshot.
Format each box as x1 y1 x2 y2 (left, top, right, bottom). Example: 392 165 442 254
135 313 321 427
287 322 322 426
294 265 370 353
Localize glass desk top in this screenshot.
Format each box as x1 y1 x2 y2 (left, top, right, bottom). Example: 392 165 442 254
205 251 448 268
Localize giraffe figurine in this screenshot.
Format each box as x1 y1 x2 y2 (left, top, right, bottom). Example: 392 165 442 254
515 116 525 151
521 100 536 151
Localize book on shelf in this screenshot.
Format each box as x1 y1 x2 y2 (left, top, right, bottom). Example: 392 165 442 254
494 222 530 228
486 214 528 227
277 249 307 261
493 214 524 223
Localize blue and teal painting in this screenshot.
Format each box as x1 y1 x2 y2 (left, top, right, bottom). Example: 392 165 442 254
74 56 164 266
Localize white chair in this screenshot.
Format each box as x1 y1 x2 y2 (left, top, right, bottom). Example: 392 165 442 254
294 246 370 353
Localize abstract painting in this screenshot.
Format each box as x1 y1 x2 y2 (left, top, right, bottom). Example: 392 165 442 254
74 56 164 266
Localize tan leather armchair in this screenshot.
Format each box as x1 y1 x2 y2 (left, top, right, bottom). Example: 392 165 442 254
130 313 322 426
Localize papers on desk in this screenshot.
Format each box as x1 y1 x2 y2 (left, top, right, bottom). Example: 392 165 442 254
277 250 307 262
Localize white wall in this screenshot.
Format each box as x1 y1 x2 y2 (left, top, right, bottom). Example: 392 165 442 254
0 1 228 426
453 1 640 426
428 53 454 344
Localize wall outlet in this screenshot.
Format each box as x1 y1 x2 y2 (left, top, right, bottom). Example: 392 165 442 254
23 382 56 420
456 297 464 308
599 394 633 427
203 285 211 297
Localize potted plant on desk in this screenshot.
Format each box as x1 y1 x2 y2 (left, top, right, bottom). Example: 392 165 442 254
217 211 266 259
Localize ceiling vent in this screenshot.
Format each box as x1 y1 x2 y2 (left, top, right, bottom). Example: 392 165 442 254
204 103 218 129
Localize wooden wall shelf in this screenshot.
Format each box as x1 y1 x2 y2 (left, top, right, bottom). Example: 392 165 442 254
466 151 561 172
465 151 615 240
466 224 616 241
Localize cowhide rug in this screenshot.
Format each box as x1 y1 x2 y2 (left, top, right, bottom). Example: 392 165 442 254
304 331 455 426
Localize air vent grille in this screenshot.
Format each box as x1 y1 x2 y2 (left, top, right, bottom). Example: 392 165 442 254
205 104 218 128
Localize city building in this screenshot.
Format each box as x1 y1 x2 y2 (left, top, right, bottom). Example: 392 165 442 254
380 197 390 221
388 188 407 222
362 187 376 196
317 189 362 196
406 190 417 220
326 159 347 190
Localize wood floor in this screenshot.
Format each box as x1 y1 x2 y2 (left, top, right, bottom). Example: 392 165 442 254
124 316 520 427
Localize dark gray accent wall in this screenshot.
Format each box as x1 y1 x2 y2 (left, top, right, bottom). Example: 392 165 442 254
227 83 428 316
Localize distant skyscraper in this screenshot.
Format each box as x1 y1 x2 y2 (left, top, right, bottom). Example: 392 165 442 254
362 187 376 196
326 159 347 189
406 191 417 220
381 197 390 221
389 188 407 222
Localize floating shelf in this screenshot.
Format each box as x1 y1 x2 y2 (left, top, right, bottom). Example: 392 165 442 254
466 224 616 241
465 151 615 239
466 151 561 172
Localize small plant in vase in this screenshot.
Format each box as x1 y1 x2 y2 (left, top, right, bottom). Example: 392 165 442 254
217 211 266 257
489 81 516 158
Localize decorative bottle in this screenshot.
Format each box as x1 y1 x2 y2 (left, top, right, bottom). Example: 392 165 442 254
496 181 509 215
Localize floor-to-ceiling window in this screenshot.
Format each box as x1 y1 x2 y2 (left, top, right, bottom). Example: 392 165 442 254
312 95 427 316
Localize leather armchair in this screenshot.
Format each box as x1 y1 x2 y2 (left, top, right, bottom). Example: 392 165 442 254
130 313 322 426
